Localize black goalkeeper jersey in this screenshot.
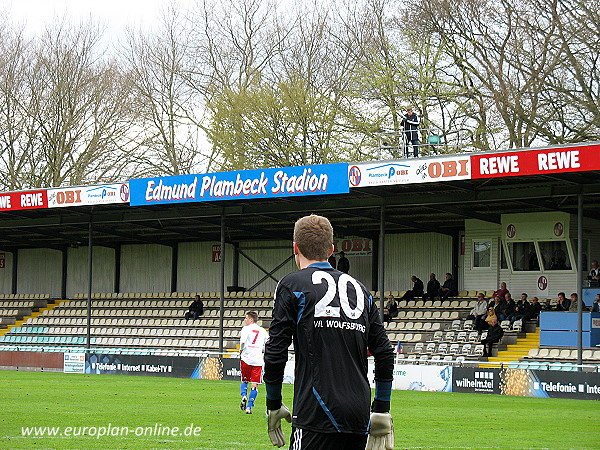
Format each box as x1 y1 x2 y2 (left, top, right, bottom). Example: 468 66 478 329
264 262 394 434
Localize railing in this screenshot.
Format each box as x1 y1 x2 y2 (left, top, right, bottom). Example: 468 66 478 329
376 128 467 159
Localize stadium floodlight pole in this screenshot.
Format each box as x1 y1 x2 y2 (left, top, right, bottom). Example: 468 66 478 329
219 210 225 354
86 218 93 353
379 206 386 320
577 192 583 368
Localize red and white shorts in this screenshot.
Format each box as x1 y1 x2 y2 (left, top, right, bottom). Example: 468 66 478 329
240 360 263 384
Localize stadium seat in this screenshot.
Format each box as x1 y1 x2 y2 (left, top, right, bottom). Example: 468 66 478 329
537 348 550 359
435 343 448 355
548 348 560 358
460 343 472 355
512 320 523 332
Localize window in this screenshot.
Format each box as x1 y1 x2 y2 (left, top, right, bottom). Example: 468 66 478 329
500 243 508 270
571 239 589 271
539 241 572 270
508 242 540 271
473 241 491 268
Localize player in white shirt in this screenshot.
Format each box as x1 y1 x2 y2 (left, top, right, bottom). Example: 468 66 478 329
239 311 268 414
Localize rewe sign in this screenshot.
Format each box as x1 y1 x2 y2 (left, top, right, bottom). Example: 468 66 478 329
0 190 47 211
471 144 599 178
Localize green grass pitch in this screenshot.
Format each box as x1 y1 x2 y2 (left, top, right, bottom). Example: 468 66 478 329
0 371 599 449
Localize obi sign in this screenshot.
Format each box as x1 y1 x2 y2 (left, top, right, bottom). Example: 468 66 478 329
348 155 471 188
47 184 130 208
129 163 348 206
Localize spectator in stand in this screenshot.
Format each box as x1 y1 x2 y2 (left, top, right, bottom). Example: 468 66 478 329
401 107 420 157
493 282 510 301
423 273 441 301
383 296 399 323
589 260 600 285
337 251 350 274
555 292 570 311
489 295 508 321
507 293 530 324
466 293 488 332
591 294 600 312
481 318 504 357
401 276 424 301
524 297 543 323
568 292 587 312
185 294 204 320
503 293 516 322
439 273 458 301
483 306 497 330
327 253 337 269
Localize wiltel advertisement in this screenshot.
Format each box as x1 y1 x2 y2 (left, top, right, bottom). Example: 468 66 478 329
452 367 501 394
129 163 349 206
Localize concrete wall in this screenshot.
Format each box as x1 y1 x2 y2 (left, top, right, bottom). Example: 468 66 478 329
177 242 234 292
120 244 172 293
0 251 14 294
384 233 453 292
17 249 62 297
66 246 116 297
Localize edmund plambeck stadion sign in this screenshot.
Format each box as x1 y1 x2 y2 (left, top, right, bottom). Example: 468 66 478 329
128 163 349 206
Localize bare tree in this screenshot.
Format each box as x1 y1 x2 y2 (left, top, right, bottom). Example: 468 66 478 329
0 21 35 190
407 0 599 149
123 4 208 176
0 18 137 189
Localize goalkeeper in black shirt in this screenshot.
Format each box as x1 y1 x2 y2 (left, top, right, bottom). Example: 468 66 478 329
264 214 395 449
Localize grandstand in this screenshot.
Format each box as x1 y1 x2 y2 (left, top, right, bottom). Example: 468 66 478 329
1 290 599 371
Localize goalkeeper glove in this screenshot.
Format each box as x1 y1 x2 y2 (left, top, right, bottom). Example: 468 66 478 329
267 404 292 448
366 412 394 450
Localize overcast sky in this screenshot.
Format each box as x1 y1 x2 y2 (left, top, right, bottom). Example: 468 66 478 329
3 0 173 44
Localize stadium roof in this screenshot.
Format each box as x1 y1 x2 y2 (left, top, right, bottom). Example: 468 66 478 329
1 142 599 252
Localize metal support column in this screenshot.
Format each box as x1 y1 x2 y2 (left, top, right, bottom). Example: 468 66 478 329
171 244 178 293
378 206 385 320
219 211 226 353
86 221 93 351
61 248 68 300
114 245 121 293
577 193 583 367
11 250 18 295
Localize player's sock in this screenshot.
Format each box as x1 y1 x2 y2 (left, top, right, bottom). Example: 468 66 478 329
240 382 248 398
248 387 258 408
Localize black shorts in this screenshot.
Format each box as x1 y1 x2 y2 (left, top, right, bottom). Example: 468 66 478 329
289 427 368 450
